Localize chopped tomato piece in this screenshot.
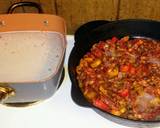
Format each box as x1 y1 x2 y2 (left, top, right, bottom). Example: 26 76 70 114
92 49 103 57
97 42 106 50
111 36 118 43
129 67 136 74
120 65 130 72
119 89 129 97
121 64 136 74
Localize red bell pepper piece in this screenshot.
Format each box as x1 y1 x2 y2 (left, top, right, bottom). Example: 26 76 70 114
120 64 136 74
93 99 109 111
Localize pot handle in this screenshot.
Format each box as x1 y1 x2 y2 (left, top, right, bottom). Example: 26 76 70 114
7 1 43 14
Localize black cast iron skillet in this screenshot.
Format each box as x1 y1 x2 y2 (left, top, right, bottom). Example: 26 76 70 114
68 19 160 127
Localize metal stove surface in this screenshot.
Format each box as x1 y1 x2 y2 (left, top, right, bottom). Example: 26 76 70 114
0 36 155 128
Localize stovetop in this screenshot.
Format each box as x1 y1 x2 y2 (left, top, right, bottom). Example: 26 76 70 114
0 35 156 128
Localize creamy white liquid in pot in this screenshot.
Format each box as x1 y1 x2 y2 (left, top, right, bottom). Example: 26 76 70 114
0 31 65 82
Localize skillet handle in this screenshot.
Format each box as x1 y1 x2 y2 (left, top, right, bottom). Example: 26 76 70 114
7 1 43 14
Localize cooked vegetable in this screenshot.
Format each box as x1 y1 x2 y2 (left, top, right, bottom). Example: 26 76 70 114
118 89 129 97
76 36 160 121
93 99 109 111
107 67 119 78
90 59 101 68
